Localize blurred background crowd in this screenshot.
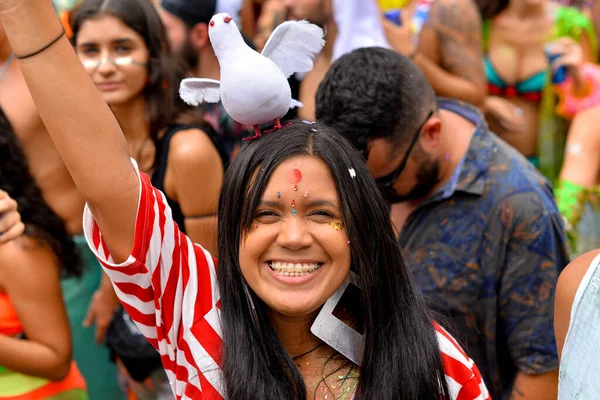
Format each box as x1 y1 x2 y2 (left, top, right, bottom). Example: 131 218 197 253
2 0 600 398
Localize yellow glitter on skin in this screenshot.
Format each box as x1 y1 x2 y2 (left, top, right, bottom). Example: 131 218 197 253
331 222 343 231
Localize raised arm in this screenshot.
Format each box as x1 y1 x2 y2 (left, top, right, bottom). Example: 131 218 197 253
0 0 137 261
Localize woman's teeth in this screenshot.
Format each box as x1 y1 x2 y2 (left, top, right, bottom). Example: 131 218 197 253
269 261 322 277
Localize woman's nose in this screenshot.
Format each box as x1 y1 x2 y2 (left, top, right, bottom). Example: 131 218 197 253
275 217 313 251
96 53 117 75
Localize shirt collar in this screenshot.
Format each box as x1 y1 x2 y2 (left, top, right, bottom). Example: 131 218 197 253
432 98 493 201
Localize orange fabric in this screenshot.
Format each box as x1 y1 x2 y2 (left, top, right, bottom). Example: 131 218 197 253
0 293 22 336
0 361 87 400
60 11 73 39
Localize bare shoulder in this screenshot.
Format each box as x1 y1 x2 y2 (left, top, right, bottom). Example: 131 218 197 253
557 250 599 310
555 249 600 357
0 236 58 288
167 128 221 164
427 0 481 39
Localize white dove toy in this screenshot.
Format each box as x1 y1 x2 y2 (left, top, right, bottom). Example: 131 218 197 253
179 13 325 139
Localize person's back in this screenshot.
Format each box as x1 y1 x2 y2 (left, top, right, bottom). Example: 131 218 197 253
0 29 84 235
316 47 568 399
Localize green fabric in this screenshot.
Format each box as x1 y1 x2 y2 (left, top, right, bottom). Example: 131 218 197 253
0 369 49 396
0 368 88 399
538 6 598 182
555 179 587 252
47 390 89 400
483 7 598 183
60 236 124 400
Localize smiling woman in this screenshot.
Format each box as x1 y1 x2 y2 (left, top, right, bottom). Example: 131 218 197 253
0 0 489 398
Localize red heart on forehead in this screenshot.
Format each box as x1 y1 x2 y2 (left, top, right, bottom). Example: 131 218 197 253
287 169 302 184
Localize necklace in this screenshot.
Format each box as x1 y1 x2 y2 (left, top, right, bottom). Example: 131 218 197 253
0 53 14 83
292 342 324 365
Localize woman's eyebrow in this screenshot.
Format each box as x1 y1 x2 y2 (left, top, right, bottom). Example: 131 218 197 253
112 38 135 45
258 200 281 208
78 38 135 48
305 199 336 208
77 41 97 48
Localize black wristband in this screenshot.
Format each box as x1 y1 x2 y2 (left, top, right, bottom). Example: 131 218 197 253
14 28 66 60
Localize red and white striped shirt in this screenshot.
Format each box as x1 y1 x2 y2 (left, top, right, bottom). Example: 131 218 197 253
83 164 491 400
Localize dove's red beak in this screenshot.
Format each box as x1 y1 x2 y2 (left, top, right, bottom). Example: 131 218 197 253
224 16 233 23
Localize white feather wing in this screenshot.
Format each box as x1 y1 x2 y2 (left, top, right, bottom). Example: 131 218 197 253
179 78 221 105
261 20 325 78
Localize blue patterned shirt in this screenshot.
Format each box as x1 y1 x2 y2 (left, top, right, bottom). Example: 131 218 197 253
400 98 569 399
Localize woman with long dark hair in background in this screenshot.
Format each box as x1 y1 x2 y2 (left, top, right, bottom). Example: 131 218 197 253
0 2 490 399
70 0 224 253
68 0 224 397
0 107 86 399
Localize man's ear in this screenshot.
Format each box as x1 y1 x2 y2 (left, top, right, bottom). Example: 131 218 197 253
189 22 210 49
419 116 442 152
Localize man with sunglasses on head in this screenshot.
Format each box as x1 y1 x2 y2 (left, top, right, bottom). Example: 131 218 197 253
316 47 568 400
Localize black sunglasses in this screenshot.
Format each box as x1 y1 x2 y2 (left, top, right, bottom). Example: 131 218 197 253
373 111 434 200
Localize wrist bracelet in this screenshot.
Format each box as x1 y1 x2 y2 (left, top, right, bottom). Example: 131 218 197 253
14 28 66 60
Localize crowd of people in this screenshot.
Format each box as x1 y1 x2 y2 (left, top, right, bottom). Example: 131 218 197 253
1 0 600 399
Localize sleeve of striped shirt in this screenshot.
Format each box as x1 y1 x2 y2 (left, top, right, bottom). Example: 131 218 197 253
435 323 491 400
83 160 221 399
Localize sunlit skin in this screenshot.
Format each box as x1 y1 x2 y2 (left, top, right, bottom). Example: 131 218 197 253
75 15 149 106
484 0 592 158
283 0 331 26
239 155 351 320
0 23 84 235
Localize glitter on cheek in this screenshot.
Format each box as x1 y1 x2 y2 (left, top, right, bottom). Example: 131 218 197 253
331 221 343 231
304 190 309 198
293 184 298 191
292 208 297 216
277 192 281 199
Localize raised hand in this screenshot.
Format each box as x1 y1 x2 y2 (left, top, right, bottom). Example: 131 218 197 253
484 96 527 133
548 37 586 92
0 189 25 244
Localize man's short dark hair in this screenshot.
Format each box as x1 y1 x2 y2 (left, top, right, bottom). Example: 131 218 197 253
160 0 217 27
315 47 436 153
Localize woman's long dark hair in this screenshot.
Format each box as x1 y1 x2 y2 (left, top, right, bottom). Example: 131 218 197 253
0 108 82 278
218 121 450 399
70 0 207 152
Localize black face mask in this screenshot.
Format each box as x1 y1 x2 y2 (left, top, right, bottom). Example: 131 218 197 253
372 111 434 203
